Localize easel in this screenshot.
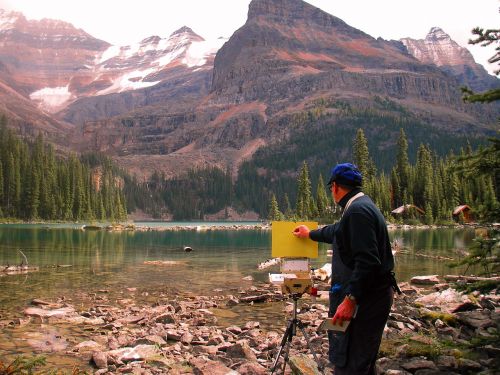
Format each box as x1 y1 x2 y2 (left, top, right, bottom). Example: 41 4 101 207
271 291 323 374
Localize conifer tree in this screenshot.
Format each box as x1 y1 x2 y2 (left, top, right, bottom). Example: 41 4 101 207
0 160 3 213
316 174 329 218
268 193 283 221
395 128 410 206
283 193 294 220
353 128 376 180
295 161 315 219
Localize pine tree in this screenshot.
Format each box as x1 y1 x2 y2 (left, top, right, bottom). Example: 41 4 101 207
0 160 3 214
268 193 283 221
283 193 294 220
316 174 329 218
26 164 40 219
395 128 410 206
295 161 315 219
353 128 376 180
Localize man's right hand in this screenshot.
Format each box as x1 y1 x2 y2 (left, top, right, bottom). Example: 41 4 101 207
292 225 310 238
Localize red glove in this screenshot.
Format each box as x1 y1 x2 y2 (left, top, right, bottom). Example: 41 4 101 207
332 296 356 326
292 225 310 238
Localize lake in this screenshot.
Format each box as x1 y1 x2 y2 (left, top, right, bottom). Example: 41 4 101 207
0 223 476 368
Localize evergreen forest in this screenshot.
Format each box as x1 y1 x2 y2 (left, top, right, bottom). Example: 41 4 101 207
0 105 497 224
0 118 127 222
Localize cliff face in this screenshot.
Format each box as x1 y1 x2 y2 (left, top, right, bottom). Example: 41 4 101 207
400 27 499 92
0 1 497 180
211 0 473 113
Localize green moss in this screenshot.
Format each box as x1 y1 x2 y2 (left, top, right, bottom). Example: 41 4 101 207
454 279 499 294
421 310 458 325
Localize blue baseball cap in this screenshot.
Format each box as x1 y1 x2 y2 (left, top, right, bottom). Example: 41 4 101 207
327 163 363 187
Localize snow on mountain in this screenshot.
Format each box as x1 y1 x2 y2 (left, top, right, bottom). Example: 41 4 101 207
91 27 226 97
0 9 20 30
29 86 74 112
0 9 227 113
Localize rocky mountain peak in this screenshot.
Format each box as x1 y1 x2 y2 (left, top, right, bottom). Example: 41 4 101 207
247 0 354 32
400 27 498 92
0 9 22 31
400 27 474 67
170 26 204 41
426 27 452 42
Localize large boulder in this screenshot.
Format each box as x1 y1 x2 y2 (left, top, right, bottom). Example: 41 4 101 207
415 288 479 313
189 358 238 375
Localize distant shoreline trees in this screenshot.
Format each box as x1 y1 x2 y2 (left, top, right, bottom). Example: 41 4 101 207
0 117 127 222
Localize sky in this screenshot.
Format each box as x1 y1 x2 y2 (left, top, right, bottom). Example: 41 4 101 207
1 0 498 74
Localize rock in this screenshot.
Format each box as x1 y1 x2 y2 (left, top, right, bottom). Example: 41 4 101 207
154 313 176 324
108 344 159 362
457 358 482 372
436 355 458 370
385 370 412 375
24 306 75 319
415 288 478 313
237 361 267 375
131 335 166 347
74 340 104 353
189 357 238 375
193 345 218 355
244 321 260 330
180 331 194 344
242 276 254 281
227 326 242 335
226 297 240 307
240 294 273 303
92 351 108 369
401 359 438 372
288 354 322 375
25 329 69 352
118 314 145 324
411 275 440 285
226 341 258 361
455 310 494 329
166 329 182 341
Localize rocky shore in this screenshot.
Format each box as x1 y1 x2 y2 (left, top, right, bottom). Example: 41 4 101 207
1 274 498 374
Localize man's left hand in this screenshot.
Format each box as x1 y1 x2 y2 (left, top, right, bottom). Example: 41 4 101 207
332 296 356 326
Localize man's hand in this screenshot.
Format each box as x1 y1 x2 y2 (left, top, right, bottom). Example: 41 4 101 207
332 296 356 326
292 225 310 238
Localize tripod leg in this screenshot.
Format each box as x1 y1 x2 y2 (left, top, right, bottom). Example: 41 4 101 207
271 320 294 374
297 320 323 371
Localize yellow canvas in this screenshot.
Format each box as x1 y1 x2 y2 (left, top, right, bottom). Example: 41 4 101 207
271 221 318 258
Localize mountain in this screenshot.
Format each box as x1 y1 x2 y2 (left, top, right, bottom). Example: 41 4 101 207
0 0 498 182
400 27 499 92
0 9 224 125
58 27 226 125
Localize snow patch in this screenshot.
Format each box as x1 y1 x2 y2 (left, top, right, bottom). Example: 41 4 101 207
0 11 19 31
96 68 160 95
29 86 73 112
183 38 227 67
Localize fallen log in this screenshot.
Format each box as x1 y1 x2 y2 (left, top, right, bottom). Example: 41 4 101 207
1 265 39 275
443 275 500 283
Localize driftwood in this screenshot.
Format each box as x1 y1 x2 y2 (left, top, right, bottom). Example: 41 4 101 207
443 275 500 283
1 249 39 275
1 265 39 275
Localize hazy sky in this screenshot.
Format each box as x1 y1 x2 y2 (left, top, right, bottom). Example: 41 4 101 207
1 0 498 74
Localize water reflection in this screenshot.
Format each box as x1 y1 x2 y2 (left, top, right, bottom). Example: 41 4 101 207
0 225 478 368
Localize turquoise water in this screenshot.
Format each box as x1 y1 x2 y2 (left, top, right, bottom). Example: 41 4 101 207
0 224 476 368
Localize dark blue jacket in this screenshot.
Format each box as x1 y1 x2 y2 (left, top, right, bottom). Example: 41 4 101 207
309 189 394 301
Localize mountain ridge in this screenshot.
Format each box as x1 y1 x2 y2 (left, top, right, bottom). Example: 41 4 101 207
0 0 497 181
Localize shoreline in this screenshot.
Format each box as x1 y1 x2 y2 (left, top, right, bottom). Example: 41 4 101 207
1 274 498 373
0 221 497 233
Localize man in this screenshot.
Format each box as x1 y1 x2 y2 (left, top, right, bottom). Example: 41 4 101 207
293 163 397 375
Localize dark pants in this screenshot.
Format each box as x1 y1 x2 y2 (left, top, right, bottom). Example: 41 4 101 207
330 286 393 375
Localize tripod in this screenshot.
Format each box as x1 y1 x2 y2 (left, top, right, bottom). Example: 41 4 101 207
270 293 322 374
